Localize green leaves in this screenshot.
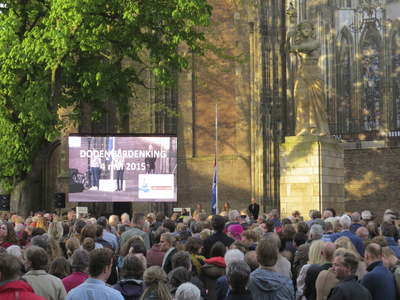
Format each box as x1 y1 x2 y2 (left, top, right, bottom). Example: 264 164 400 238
0 0 238 192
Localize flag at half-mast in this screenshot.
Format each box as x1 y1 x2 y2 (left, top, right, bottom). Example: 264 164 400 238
211 157 217 215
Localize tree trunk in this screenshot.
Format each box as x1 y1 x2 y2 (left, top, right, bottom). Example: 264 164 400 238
11 179 34 217
11 141 52 217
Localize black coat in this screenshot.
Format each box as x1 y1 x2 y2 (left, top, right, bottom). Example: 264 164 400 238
226 290 253 300
162 248 178 275
248 204 260 220
201 231 235 259
304 263 332 300
327 275 372 300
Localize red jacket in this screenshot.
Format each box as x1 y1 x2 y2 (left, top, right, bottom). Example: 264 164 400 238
62 271 89 293
205 256 226 267
0 242 12 249
0 280 47 300
146 244 165 267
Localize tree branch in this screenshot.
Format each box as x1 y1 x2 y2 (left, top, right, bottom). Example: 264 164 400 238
0 93 19 124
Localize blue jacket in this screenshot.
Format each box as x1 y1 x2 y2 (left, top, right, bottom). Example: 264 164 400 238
247 268 294 300
330 230 364 257
385 237 400 259
360 260 397 300
273 218 282 228
215 275 229 300
349 223 363 235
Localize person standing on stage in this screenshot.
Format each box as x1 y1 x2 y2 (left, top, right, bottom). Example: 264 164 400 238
248 198 259 220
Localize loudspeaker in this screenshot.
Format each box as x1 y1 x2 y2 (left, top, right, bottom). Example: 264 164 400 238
53 193 66 208
0 194 10 211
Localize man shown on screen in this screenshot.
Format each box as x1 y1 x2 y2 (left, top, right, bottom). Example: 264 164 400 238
145 145 157 174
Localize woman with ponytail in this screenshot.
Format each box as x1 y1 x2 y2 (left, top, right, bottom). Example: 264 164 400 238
140 266 173 300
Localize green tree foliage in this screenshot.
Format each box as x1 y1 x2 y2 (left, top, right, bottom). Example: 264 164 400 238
0 0 242 213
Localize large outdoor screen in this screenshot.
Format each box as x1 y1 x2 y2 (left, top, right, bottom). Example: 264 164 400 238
68 134 177 202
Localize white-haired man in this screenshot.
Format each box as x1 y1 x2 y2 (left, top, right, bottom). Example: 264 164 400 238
330 215 364 257
214 249 245 300
294 224 324 270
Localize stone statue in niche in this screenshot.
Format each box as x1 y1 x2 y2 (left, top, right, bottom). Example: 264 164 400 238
285 11 330 136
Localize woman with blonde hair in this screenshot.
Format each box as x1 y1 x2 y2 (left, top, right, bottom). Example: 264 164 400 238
36 217 48 232
333 236 367 279
297 240 325 299
66 237 80 259
199 229 211 240
48 221 67 257
48 222 63 240
140 266 173 300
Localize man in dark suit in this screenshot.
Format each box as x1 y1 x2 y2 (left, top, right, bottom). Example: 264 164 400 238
201 215 235 259
304 242 335 300
160 232 178 274
248 198 259 220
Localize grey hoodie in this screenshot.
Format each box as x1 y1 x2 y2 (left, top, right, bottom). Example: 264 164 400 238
247 268 295 300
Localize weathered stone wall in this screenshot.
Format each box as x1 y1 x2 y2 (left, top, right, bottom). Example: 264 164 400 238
344 147 400 223
175 0 253 214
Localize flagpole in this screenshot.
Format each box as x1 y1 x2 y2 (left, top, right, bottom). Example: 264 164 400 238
216 102 218 214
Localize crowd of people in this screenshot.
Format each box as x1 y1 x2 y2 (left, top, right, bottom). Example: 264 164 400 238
0 202 400 300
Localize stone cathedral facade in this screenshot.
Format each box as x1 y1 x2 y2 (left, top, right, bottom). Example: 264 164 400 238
35 0 400 221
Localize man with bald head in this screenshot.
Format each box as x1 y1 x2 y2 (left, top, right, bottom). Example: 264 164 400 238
304 242 336 300
356 227 372 251
360 243 396 300
322 210 333 220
